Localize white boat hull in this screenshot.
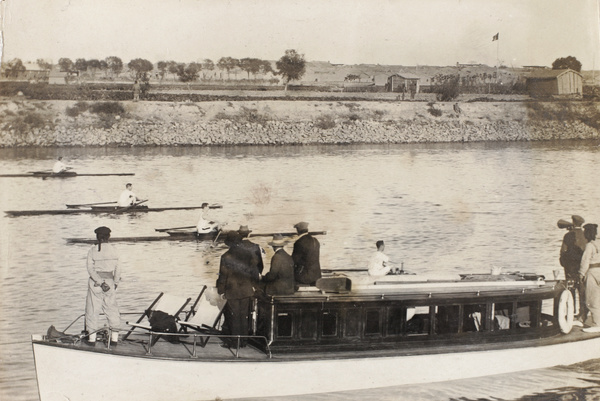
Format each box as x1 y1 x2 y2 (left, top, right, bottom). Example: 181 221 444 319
32 334 600 401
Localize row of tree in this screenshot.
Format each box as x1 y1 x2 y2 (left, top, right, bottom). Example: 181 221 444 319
1 50 307 89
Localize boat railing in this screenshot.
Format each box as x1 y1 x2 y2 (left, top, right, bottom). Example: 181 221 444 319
50 314 272 358
140 331 272 359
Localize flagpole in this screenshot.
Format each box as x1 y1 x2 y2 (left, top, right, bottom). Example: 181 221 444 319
496 33 499 85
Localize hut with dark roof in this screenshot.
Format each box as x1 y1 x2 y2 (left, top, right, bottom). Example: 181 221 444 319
386 73 421 93
525 69 583 97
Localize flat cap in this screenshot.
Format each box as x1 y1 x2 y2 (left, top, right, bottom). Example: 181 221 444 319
294 221 309 231
94 226 111 236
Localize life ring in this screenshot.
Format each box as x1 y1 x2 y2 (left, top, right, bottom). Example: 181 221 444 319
558 289 575 334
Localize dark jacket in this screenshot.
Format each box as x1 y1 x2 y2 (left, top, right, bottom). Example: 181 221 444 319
263 249 295 295
216 244 259 300
560 228 587 279
241 239 264 274
292 233 321 284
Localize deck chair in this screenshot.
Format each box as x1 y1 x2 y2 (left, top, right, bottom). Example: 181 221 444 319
122 292 192 343
179 286 226 347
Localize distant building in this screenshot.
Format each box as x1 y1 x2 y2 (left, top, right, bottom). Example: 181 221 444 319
526 69 583 97
386 73 420 93
372 74 389 87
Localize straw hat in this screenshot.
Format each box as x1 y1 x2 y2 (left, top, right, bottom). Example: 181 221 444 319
268 234 286 247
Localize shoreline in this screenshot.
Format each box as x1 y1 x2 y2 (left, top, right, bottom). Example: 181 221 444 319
1 99 598 147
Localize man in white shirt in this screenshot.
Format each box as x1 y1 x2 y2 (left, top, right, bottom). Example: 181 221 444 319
368 240 392 276
52 157 71 173
117 183 140 207
196 203 219 233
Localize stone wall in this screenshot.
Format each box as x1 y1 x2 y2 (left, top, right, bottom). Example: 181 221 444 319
0 99 598 147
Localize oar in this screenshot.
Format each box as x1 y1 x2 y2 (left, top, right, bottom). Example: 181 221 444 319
210 229 224 248
108 199 148 215
155 225 196 232
66 201 117 209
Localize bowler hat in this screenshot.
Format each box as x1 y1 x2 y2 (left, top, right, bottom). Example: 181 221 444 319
94 226 111 236
294 221 309 232
238 225 252 235
572 215 585 227
269 234 286 247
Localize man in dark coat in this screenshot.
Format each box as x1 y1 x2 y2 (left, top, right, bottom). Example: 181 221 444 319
560 215 588 323
216 231 259 347
262 234 295 295
291 221 321 285
238 225 265 275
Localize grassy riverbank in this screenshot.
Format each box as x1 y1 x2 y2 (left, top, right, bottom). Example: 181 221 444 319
0 98 598 147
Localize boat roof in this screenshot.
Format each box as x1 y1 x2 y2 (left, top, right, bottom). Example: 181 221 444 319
272 275 552 303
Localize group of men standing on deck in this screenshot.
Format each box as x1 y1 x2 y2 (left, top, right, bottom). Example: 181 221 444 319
216 221 321 347
81 220 321 348
559 215 600 333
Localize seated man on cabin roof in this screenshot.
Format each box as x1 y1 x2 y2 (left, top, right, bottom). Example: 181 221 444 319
261 234 295 296
292 221 321 286
117 183 141 207
367 240 392 276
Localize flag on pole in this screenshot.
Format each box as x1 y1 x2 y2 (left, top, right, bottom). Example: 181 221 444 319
492 33 499 41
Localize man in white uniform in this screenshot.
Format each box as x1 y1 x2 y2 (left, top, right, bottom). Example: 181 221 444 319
196 203 219 233
85 226 121 346
117 183 140 207
52 157 71 173
368 240 392 276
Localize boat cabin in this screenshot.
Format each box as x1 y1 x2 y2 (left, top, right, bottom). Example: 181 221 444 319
254 276 561 354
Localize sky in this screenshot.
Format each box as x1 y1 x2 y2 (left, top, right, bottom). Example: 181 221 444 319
1 0 599 69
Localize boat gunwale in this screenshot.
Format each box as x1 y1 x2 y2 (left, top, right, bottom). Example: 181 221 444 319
32 327 600 362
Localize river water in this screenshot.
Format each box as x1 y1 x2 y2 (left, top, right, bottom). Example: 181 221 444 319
1 141 600 401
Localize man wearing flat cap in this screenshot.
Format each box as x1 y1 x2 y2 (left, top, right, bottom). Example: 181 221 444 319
85 226 121 346
560 215 588 323
216 231 259 347
238 225 265 275
261 234 295 295
292 221 321 286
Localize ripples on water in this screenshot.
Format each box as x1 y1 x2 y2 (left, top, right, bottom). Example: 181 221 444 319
1 141 600 400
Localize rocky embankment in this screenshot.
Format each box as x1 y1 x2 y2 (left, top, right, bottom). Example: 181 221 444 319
0 99 598 147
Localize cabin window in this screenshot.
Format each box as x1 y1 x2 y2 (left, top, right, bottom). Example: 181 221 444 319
322 311 338 337
541 298 555 327
493 302 513 330
344 308 361 337
299 310 318 339
436 305 461 334
365 309 382 335
387 307 405 336
516 301 540 329
406 306 429 336
276 312 293 338
463 304 487 332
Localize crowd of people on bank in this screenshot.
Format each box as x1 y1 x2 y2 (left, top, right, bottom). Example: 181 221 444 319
559 215 600 333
